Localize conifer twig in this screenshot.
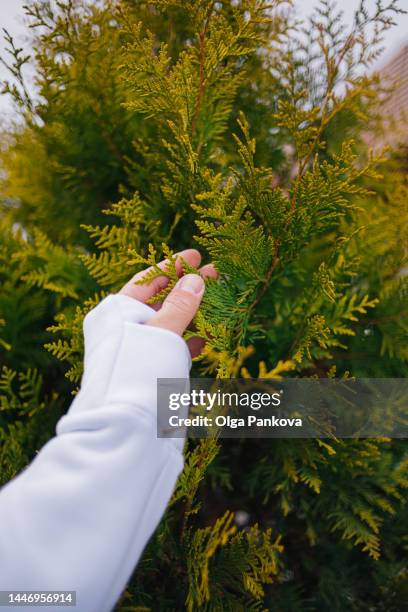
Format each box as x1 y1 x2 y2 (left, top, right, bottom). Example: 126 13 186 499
246 21 357 316
191 1 216 138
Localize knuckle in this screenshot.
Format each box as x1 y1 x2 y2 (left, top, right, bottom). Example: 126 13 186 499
166 289 196 316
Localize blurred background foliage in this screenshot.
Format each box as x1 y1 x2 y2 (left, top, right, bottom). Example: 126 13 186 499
0 1 407 610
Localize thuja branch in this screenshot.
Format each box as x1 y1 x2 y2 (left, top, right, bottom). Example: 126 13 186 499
245 20 361 317
246 171 303 317
191 1 216 138
247 243 281 315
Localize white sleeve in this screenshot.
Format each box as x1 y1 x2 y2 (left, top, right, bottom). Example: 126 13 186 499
0 294 190 612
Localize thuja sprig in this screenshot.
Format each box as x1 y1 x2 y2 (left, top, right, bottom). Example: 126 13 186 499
127 243 201 304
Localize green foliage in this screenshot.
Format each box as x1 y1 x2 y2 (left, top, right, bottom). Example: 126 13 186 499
81 194 150 290
0 366 60 485
1 0 407 610
45 292 104 384
186 511 282 611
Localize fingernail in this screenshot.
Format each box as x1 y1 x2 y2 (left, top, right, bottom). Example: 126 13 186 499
177 274 204 294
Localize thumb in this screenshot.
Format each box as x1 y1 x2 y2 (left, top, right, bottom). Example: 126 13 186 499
146 274 205 336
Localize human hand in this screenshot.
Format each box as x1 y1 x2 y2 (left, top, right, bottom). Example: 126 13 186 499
119 249 217 356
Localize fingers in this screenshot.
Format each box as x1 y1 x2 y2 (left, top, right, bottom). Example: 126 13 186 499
119 249 202 303
118 250 218 342
199 263 218 280
184 264 219 355
146 274 205 336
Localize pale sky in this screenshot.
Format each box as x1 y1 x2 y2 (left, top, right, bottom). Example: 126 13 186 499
1 0 408 117
298 0 408 63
